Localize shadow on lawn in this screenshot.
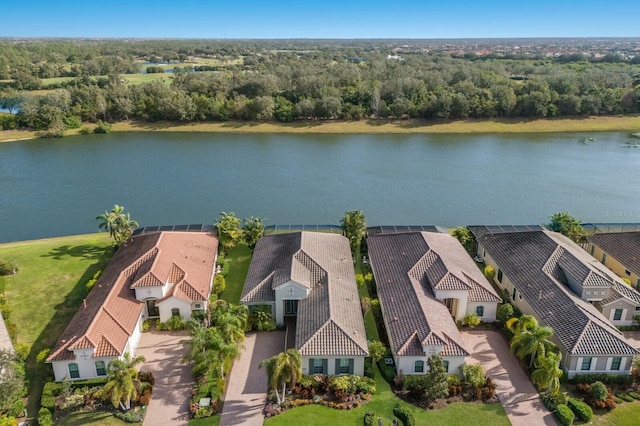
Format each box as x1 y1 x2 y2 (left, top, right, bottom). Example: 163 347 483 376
25 246 115 418
41 244 108 260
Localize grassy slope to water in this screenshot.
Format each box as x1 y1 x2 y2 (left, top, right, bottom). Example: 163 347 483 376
2 115 640 143
0 233 115 416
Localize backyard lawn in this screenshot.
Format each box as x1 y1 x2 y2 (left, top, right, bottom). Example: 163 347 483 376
56 410 136 426
219 243 252 304
593 401 640 425
0 233 114 416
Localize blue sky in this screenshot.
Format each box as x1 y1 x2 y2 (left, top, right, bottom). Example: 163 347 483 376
3 1 639 38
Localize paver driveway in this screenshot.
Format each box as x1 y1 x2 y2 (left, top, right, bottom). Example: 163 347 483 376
461 329 557 426
220 331 286 426
137 330 192 426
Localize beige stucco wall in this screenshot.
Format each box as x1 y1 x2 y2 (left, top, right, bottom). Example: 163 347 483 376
589 243 640 287
467 301 497 322
602 298 639 325
274 281 309 325
396 354 466 376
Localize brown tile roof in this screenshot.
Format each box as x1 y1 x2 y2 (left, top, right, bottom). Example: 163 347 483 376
241 232 368 357
478 229 638 356
367 232 493 359
48 232 218 363
588 232 640 277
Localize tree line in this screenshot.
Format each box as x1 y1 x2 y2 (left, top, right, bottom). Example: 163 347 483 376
1 40 639 133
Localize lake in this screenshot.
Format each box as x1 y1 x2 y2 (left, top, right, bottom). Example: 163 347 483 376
1 131 639 243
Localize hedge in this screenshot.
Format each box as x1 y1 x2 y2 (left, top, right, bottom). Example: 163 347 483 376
393 404 415 426
37 408 53 426
567 398 593 422
377 360 396 385
570 373 633 386
555 404 574 426
363 411 376 426
616 392 634 402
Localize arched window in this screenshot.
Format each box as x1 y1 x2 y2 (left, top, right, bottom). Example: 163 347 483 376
68 362 80 379
414 360 424 373
95 360 106 376
476 306 484 317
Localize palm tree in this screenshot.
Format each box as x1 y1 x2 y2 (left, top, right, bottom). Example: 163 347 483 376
102 352 146 410
97 204 139 246
531 352 563 396
243 216 265 249
183 320 215 376
510 324 555 367
209 330 241 380
341 210 367 256
259 349 302 404
506 314 538 336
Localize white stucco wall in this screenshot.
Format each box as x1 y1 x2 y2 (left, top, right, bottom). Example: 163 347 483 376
396 355 466 376
273 281 309 325
51 353 118 382
134 285 165 302
158 297 192 322
433 289 469 321
466 301 498 322
301 356 365 376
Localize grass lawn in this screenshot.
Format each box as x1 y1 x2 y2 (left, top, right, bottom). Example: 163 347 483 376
56 410 135 426
593 400 640 425
265 364 509 426
0 233 114 416
189 416 221 425
219 243 252 304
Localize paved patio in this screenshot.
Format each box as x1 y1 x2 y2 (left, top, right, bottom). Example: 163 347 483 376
220 331 286 426
137 330 192 426
461 329 557 426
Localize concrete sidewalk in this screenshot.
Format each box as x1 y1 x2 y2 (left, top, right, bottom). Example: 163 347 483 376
220 331 286 426
138 330 192 426
462 329 557 426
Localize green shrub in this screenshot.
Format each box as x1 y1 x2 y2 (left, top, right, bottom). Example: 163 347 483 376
36 348 51 365
0 261 17 276
377 360 396 385
155 319 165 331
0 114 18 130
496 303 514 325
213 274 226 295
142 320 150 332
460 363 485 388
363 411 376 426
393 403 415 426
93 120 111 134
13 343 30 363
483 265 495 280
7 399 24 418
355 274 365 287
40 382 58 411
0 303 11 320
628 391 640 400
463 313 481 326
571 373 634 386
165 315 185 331
78 126 91 135
0 414 17 426
37 408 53 426
555 404 574 426
616 392 634 402
63 115 82 129
85 269 102 293
249 305 276 331
567 398 593 422
364 358 375 379
590 381 607 402
114 407 146 423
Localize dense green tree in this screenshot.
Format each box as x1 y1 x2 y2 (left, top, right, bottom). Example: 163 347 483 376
215 212 243 254
510 325 555 367
460 363 485 388
425 355 450 400
341 210 367 256
368 340 386 365
531 352 563 396
452 227 475 254
548 212 585 243
96 204 139 246
260 349 302 404
242 216 265 249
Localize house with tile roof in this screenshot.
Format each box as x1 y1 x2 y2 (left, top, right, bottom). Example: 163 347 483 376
240 232 369 376
367 231 500 376
47 231 218 381
474 227 639 378
586 232 640 324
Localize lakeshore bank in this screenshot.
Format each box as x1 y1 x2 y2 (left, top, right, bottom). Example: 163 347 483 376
1 115 640 143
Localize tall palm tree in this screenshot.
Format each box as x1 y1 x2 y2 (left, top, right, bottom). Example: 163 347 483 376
183 319 215 376
209 330 241 380
506 314 538 336
102 352 146 410
510 325 555 367
97 204 138 246
260 349 302 404
531 352 563 396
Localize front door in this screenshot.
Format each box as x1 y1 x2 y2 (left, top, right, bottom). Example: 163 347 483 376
146 299 159 317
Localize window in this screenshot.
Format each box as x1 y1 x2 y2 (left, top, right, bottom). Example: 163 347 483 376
194 303 201 310
443 360 449 373
600 291 606 295
586 291 591 296
285 300 298 315
95 361 106 376
476 306 484 316
581 357 592 371
512 287 517 301
625 269 631 276
339 359 350 374
68 363 80 379
635 306 640 311
601 253 607 263
171 308 180 317
414 360 424 373
312 358 325 374
590 245 595 256
611 357 622 371
497 270 503 283
613 308 623 321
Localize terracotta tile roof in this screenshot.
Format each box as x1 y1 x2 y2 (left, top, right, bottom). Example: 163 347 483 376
368 232 486 359
588 231 640 277
241 232 368 357
478 229 638 356
47 231 218 363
